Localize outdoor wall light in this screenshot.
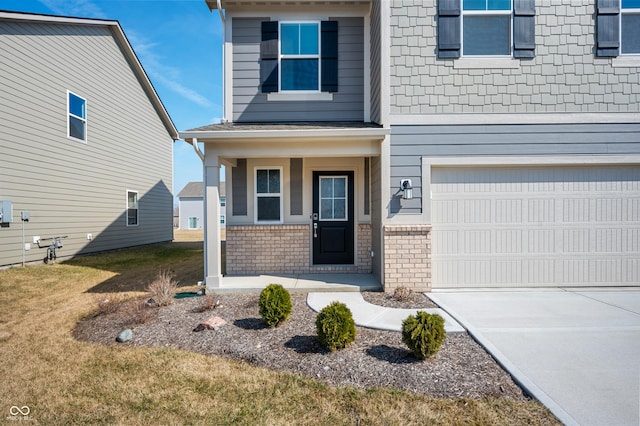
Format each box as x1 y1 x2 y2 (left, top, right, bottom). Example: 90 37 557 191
400 179 413 200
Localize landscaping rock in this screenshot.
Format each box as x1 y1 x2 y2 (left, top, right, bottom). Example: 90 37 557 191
116 329 133 343
193 316 226 332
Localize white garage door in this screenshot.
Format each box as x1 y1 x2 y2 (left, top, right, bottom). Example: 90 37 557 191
431 165 640 287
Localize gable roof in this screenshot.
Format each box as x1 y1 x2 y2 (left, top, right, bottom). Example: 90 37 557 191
0 10 179 140
177 182 226 199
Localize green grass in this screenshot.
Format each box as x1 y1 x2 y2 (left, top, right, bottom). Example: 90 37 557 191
0 240 559 425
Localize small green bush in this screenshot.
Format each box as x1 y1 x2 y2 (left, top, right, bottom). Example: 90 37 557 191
316 301 356 351
259 284 292 327
402 311 446 360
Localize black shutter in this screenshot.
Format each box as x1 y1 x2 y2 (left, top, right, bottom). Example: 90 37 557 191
597 0 620 57
260 21 278 93
321 21 338 92
513 0 536 58
438 0 461 59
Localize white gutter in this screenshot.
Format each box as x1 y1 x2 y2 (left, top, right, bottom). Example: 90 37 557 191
180 127 390 141
192 137 205 162
217 0 225 23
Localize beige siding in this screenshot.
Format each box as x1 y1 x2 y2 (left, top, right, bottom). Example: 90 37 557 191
0 20 173 267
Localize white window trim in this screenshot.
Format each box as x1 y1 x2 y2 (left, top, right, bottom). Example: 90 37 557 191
268 92 333 101
126 190 139 227
254 167 284 224
67 90 87 143
319 175 349 222
461 3 513 58
278 21 321 93
620 3 640 56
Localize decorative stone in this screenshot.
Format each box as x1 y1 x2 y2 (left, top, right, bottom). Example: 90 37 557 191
116 329 133 343
193 316 226 332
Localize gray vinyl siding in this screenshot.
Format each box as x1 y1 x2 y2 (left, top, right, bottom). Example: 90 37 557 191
390 0 640 115
369 0 382 124
0 20 173 267
389 123 640 214
232 17 365 123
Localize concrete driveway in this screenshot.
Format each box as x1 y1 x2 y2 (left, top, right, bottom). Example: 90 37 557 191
428 288 640 426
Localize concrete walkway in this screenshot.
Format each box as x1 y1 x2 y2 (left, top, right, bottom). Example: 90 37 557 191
215 273 380 293
307 292 464 333
429 288 640 426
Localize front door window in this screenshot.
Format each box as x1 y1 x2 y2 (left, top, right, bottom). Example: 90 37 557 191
320 176 347 221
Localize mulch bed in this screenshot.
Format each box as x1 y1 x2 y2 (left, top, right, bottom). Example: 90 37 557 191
73 291 528 400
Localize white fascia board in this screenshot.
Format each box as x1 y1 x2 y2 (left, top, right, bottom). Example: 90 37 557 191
0 11 116 26
180 127 390 141
390 113 640 126
423 155 640 167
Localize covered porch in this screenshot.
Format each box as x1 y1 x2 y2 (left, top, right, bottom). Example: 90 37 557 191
180 122 389 293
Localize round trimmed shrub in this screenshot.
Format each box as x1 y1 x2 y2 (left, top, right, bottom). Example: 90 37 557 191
259 284 292 327
402 311 446 360
316 301 356 351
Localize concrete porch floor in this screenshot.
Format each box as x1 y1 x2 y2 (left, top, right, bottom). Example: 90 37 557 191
209 273 381 293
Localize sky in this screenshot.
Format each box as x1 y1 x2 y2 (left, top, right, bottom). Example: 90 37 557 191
2 0 223 205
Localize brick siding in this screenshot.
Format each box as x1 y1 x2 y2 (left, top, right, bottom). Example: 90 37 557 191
226 224 373 275
383 224 431 293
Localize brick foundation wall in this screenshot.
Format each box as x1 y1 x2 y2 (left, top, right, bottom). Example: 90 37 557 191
226 225 310 275
357 224 372 273
226 224 373 276
383 225 431 293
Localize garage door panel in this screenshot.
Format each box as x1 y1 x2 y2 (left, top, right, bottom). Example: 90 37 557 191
431 165 640 288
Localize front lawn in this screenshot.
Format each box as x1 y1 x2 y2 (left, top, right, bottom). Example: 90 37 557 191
0 240 558 425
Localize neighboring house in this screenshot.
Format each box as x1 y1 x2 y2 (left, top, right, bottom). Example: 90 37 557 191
180 0 640 291
0 11 178 267
177 181 226 230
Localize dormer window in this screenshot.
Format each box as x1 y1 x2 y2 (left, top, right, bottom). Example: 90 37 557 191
261 20 338 94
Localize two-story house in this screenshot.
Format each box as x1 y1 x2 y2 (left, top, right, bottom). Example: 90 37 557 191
180 0 640 292
0 11 177 267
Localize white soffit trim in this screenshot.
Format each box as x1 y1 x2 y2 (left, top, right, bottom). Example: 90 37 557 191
422 155 640 167
180 128 390 141
390 113 640 126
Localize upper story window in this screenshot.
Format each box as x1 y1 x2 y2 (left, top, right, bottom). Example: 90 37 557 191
220 197 226 207
621 0 640 54
280 22 320 91
261 20 338 94
462 0 512 56
437 0 535 59
67 91 87 142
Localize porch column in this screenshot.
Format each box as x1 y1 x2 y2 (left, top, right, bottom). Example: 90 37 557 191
205 155 223 289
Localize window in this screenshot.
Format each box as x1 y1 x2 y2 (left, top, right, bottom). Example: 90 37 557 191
220 215 226 224
261 20 338 93
437 0 534 59
188 217 198 229
280 22 319 91
255 168 282 223
127 191 138 226
67 91 86 142
220 197 226 207
319 176 348 221
622 0 640 54
462 0 512 56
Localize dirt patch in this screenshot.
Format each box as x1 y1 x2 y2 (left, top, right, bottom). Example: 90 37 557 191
74 291 527 400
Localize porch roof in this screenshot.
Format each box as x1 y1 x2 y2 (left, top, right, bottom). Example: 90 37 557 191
179 121 389 143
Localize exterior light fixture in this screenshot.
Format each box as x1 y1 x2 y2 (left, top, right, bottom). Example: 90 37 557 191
400 179 413 200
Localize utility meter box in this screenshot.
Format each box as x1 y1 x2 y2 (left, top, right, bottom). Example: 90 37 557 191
0 200 13 223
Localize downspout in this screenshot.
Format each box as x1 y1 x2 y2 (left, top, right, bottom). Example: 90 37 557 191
217 0 225 24
192 138 207 281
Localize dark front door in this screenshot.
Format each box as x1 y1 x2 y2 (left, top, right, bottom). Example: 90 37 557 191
312 171 354 264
